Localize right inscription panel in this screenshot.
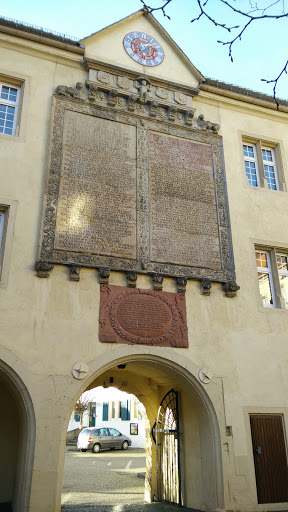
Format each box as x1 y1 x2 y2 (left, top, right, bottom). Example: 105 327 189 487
149 132 221 269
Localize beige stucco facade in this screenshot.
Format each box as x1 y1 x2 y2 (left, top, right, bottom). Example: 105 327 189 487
1 9 288 512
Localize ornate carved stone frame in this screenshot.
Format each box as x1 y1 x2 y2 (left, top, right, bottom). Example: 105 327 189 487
38 93 235 283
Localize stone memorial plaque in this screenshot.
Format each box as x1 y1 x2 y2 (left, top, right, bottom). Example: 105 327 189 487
55 111 137 259
39 95 235 283
149 132 221 269
99 285 188 347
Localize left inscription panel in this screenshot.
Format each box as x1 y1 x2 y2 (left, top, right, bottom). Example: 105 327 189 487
55 111 137 259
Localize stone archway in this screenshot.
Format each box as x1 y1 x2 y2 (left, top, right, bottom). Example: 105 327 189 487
0 359 36 512
61 348 224 512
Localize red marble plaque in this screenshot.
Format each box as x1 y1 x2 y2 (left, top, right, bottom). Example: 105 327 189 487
99 285 188 348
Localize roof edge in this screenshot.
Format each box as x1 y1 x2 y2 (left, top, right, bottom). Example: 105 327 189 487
0 16 84 54
201 79 288 111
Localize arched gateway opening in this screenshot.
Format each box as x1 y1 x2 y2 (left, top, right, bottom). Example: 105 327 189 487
62 352 224 511
0 360 35 512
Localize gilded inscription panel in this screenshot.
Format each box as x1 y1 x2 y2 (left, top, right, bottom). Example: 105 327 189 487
99 285 188 347
55 111 137 259
149 132 221 269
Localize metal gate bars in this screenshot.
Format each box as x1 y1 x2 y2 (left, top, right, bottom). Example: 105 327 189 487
153 389 181 505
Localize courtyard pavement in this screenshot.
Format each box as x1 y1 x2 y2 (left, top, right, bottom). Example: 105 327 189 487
61 447 196 512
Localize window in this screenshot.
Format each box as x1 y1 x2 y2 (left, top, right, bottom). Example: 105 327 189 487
102 402 108 421
255 251 275 307
276 254 288 308
0 83 20 136
120 400 131 421
0 200 17 286
243 144 259 187
262 148 278 190
0 210 5 250
109 428 121 437
111 401 115 419
255 248 288 309
74 412 80 422
243 141 281 190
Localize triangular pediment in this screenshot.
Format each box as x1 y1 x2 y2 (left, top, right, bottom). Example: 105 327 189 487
80 10 204 89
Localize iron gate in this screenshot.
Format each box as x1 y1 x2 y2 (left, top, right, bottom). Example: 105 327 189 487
153 389 181 504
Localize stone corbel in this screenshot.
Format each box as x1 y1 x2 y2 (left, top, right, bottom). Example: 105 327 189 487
70 265 81 281
127 272 137 288
128 94 137 112
168 105 177 121
99 268 110 285
223 281 240 298
87 83 98 102
152 274 163 291
200 279 212 296
176 277 187 293
150 101 159 118
107 89 118 107
35 260 54 278
185 109 195 127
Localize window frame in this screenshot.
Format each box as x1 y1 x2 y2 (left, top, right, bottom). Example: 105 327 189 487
0 199 17 287
242 138 283 191
243 143 260 187
262 146 279 191
255 250 275 308
276 253 288 309
255 246 288 309
0 83 20 136
0 71 30 140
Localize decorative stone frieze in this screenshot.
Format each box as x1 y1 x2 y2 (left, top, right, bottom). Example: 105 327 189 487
117 76 131 90
156 87 169 100
87 83 98 102
174 91 187 105
134 78 151 104
98 70 110 84
168 105 177 121
107 89 117 106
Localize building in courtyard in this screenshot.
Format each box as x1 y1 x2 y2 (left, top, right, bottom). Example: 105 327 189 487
1 8 288 512
67 388 146 448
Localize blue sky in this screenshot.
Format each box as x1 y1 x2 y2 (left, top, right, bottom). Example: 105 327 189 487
1 0 287 99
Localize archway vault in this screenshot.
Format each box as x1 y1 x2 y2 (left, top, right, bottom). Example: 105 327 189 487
63 347 225 511
0 359 36 512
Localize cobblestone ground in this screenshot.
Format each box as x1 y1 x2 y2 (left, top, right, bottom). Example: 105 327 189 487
61 448 195 512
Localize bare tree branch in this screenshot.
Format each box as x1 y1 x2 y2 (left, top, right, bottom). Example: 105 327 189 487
141 0 288 104
140 0 172 18
261 59 288 106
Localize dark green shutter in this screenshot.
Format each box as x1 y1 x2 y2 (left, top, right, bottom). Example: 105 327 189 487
102 402 108 421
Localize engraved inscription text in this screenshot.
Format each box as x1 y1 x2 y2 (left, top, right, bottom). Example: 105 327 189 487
55 111 137 259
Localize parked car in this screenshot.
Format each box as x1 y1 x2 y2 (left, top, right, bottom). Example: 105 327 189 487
77 427 132 453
